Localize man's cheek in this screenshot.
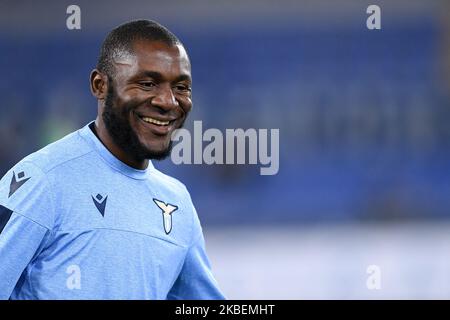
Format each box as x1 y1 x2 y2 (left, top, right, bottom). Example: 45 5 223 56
182 100 192 113
128 109 141 129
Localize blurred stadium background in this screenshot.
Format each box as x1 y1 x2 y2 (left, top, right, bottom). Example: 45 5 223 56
1 0 449 298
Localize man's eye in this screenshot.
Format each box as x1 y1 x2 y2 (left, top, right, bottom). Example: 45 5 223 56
140 82 156 88
175 85 191 92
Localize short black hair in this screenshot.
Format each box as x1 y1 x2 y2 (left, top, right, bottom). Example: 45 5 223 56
96 19 181 77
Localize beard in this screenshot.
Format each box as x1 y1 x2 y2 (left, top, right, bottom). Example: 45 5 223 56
102 79 175 161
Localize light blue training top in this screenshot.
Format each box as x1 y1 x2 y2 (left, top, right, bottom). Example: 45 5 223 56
0 122 224 300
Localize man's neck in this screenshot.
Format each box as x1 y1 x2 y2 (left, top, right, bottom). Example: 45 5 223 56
92 118 149 170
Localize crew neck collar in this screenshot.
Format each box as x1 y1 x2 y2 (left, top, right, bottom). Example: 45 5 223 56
79 121 154 180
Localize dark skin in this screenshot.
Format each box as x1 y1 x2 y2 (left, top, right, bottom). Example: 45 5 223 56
90 40 192 169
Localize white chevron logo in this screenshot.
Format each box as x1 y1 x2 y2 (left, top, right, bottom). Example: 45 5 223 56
153 198 178 234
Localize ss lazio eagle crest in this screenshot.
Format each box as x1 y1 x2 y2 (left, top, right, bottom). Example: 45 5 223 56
153 198 178 234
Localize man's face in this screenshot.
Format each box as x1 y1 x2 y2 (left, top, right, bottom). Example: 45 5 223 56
102 40 192 161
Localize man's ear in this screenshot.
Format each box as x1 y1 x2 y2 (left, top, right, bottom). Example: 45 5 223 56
90 69 108 100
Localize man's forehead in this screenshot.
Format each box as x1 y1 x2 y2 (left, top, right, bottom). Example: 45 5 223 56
112 49 136 67
113 42 191 77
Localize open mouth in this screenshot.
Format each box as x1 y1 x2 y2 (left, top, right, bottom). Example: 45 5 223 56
135 112 176 126
140 116 170 126
135 112 177 136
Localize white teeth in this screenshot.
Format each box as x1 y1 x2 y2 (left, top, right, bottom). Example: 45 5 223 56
141 117 170 126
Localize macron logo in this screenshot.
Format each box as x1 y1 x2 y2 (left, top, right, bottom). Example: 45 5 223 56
92 193 107 217
9 171 30 198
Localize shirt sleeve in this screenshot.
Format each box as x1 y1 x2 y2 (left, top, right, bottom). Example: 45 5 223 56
167 204 225 300
0 161 55 299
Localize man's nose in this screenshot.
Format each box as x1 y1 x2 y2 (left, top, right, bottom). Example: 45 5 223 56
151 85 178 111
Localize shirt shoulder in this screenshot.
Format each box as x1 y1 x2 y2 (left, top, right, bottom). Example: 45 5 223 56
21 129 94 175
0 129 95 229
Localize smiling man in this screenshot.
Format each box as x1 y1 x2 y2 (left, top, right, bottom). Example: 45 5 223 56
0 20 224 299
